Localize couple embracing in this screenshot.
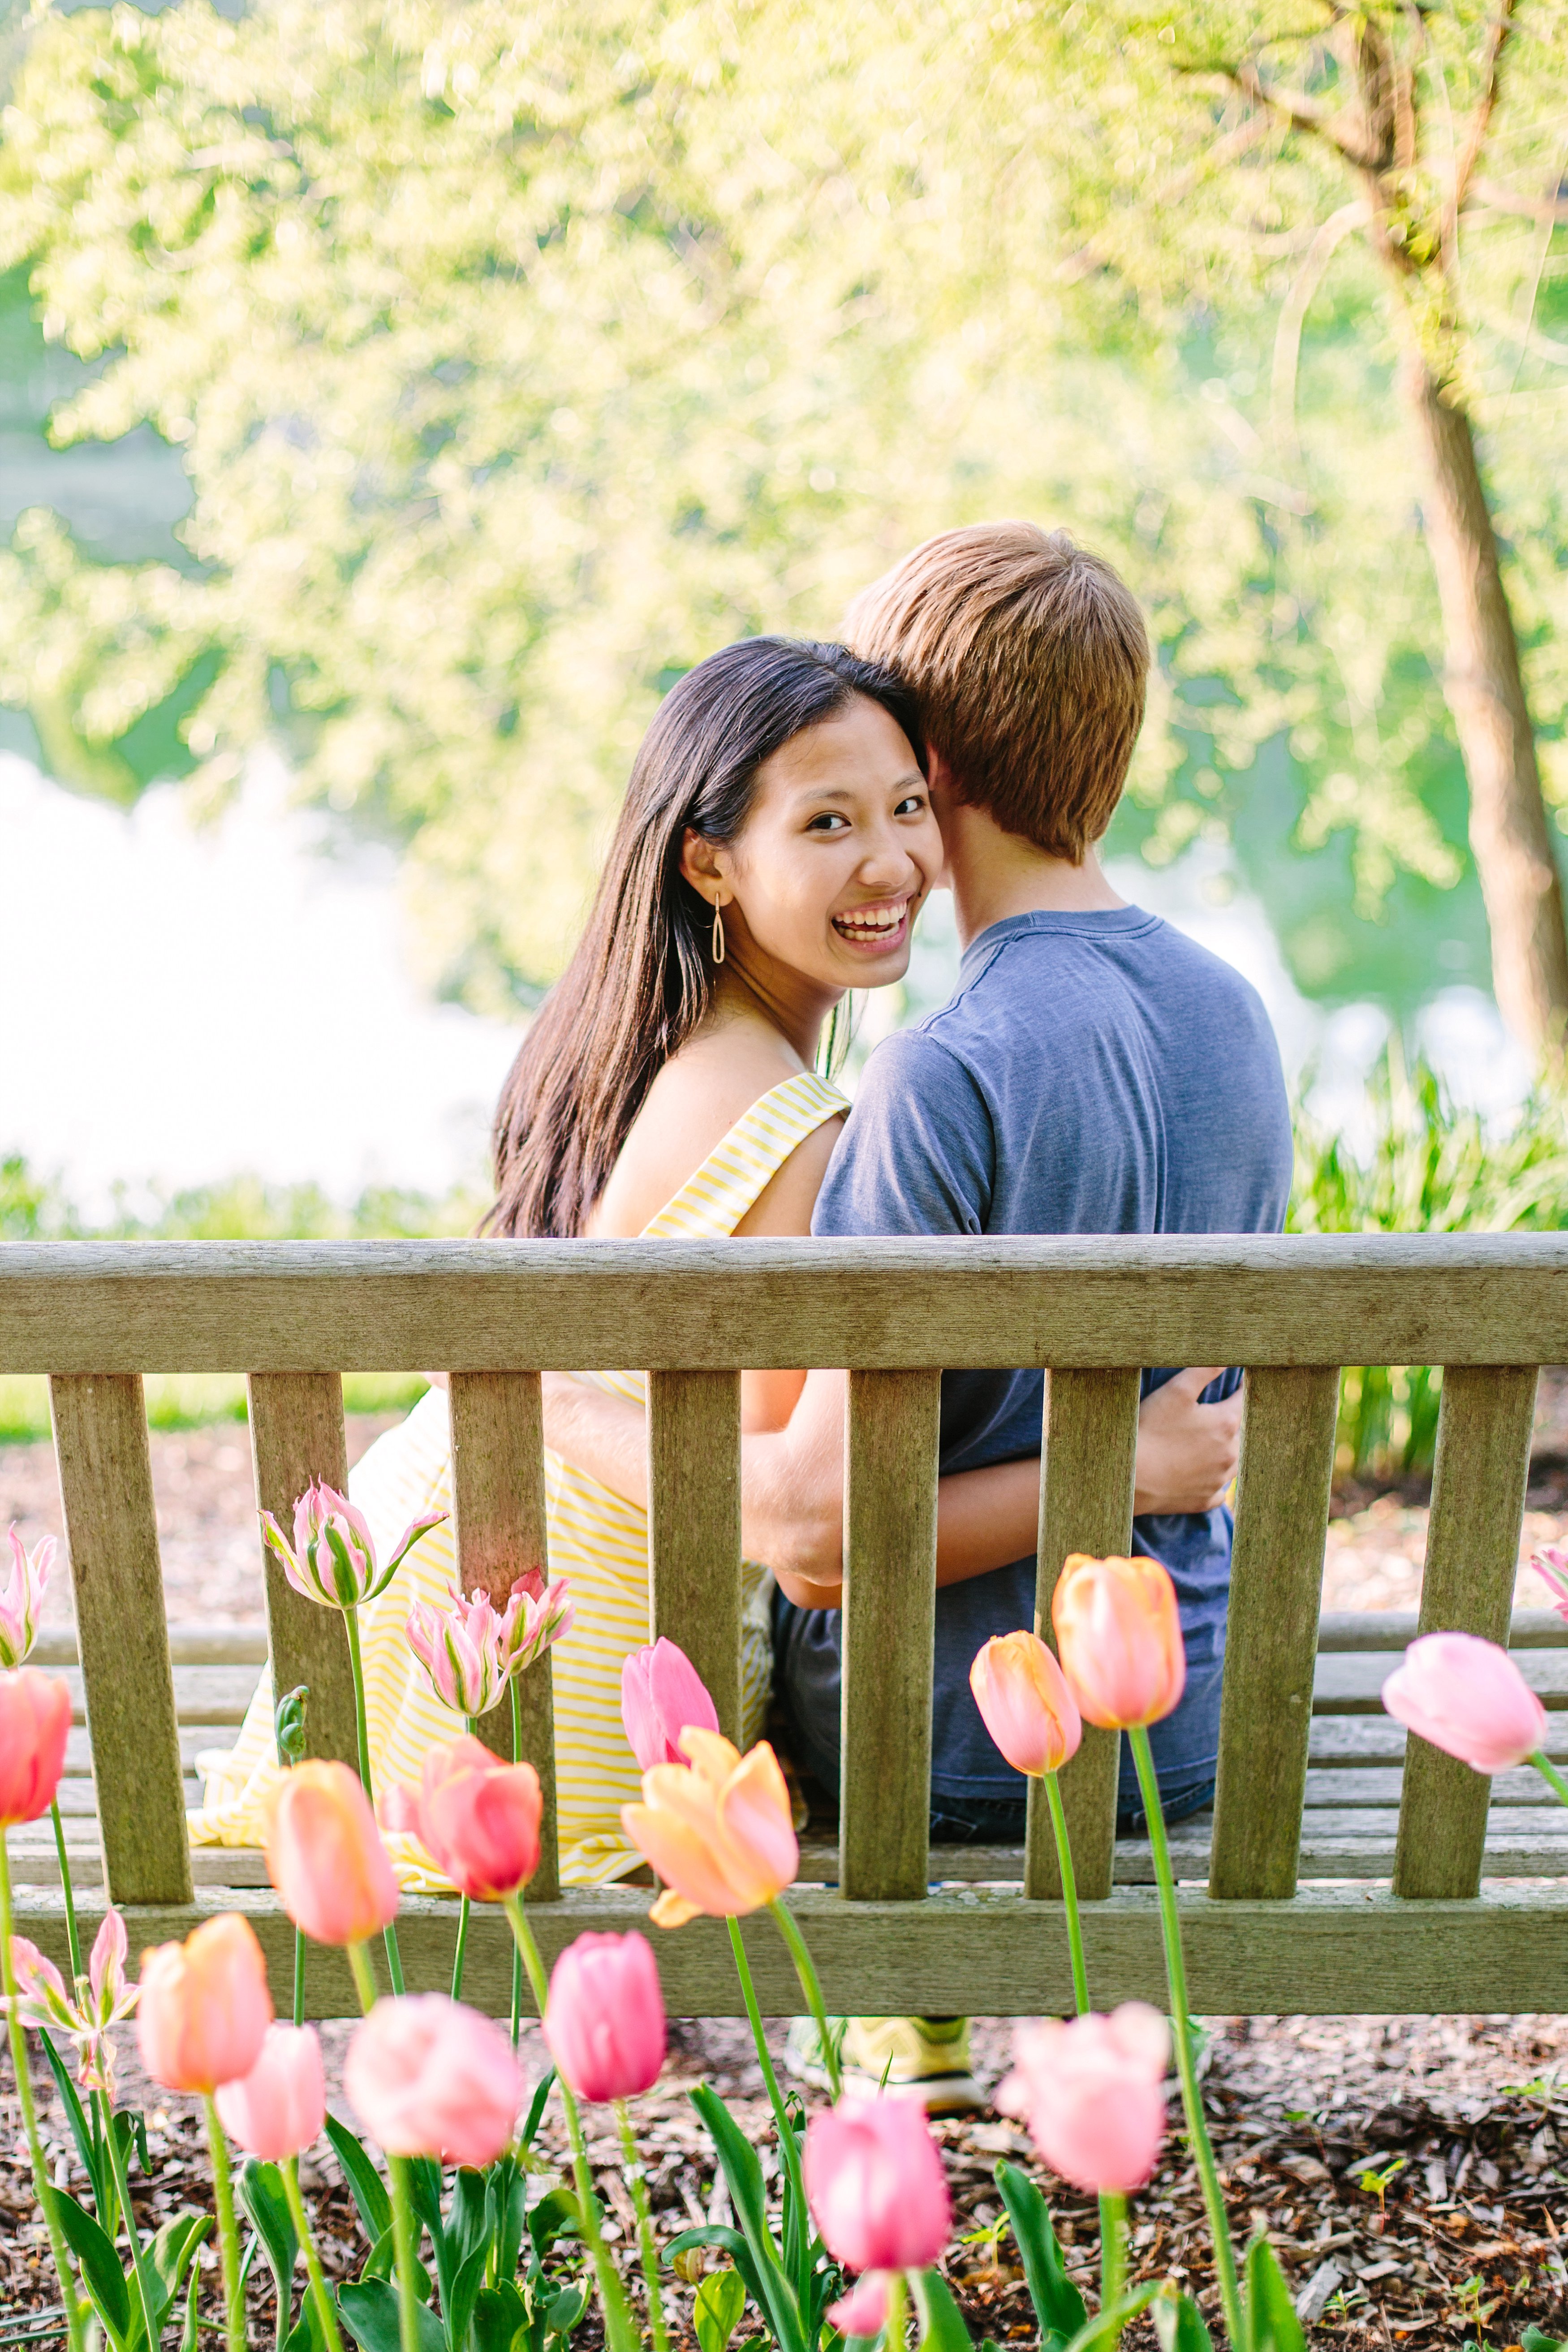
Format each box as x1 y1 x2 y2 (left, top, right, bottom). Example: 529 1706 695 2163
196 522 1292 2099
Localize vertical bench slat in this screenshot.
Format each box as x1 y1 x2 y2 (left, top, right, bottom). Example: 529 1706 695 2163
1393 1363 1538 1899
1208 1367 1339 1899
449 1370 559 1901
1025 1368 1140 1902
647 1371 743 1744
247 1374 359 1771
841 1368 942 1901
49 1375 193 1907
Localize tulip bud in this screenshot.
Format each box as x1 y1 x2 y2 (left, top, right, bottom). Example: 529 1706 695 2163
384 1735 541 1902
543 1932 665 2101
265 1760 400 1945
345 1995 521 2168
828 2275 889 2338
1382 1631 1548 1774
0 1527 54 1670
999 2003 1169 2195
1051 1554 1186 1731
405 1588 508 1718
497 1572 573 1676
0 1670 72 1827
803 2098 951 2273
622 1729 797 1929
969 1632 1081 1777
216 2022 327 2162
137 1914 273 2094
620 1639 720 1773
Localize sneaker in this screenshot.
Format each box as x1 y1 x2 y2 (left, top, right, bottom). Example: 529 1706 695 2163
784 2014 983 2113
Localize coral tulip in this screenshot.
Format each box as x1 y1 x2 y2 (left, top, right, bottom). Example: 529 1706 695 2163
0 1527 53 1669
620 1639 720 1772
345 1994 521 2167
1051 1554 1186 1730
828 2276 890 2337
999 2003 1169 2195
405 1587 510 1718
0 1670 71 1826
1382 1632 1548 1773
261 1480 444 1610
803 2097 951 2273
138 1913 273 2094
498 1568 574 1675
969 1632 1081 1777
543 1932 665 2102
382 1735 541 1901
216 2023 327 2162
622 1728 797 1929
266 1760 400 1945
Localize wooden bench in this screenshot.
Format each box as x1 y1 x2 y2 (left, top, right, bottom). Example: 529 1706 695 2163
4 1231 1567 2022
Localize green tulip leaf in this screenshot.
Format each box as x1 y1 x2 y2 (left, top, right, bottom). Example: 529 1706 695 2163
338 2278 448 2352
325 2114 393 2244
55 2182 132 2346
238 2157 298 2307
994 2160 1087 2348
1151 2285 1214 2352
1244 2238 1307 2352
912 2266 978 2352
695 2265 748 2352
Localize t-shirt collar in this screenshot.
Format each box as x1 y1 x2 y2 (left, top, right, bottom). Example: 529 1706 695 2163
957 903 1159 981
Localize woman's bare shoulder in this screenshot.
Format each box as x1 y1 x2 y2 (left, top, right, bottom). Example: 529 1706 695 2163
586 1023 809 1237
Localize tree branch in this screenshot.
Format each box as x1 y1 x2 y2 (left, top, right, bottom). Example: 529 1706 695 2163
1452 0 1516 216
1466 173 1568 226
1227 56 1381 170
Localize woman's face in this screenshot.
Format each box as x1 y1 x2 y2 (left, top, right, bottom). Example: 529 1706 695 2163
683 694 943 999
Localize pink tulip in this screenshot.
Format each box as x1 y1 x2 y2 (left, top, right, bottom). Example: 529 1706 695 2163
969 1633 1081 1777
3 1914 138 2096
265 1760 401 1945
828 2275 890 2337
2 1936 69 2026
345 1995 521 2167
620 1640 720 1772
1382 1631 1548 1774
216 2023 327 2162
498 1570 574 1675
261 1480 445 1611
999 2004 1169 2195
0 1526 54 1670
543 1932 665 2102
0 1670 71 1827
1051 1554 1186 1731
381 1736 541 1901
803 2098 951 2273
1532 1544 1568 1626
138 1914 274 2095
405 1588 509 1718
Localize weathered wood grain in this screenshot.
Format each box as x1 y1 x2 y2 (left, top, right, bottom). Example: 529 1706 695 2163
15 1881 1568 2020
840 1370 942 1901
1025 1368 1140 1902
247 1374 359 1771
1210 1367 1339 1899
449 1370 559 1899
9 1233 1568 1374
647 1371 743 1745
1394 1364 1539 1899
48 1376 192 1907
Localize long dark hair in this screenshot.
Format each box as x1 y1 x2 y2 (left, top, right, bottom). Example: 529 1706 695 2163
485 637 922 1239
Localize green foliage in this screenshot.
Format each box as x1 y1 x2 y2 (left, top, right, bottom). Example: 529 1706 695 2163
694 2267 749 2352
992 2159 1086 2351
0 1 1563 1015
1241 2235 1306 2352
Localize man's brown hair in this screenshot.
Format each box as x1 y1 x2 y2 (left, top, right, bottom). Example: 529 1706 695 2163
844 522 1150 861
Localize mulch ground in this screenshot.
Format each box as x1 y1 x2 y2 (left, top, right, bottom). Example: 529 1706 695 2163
4 2007 1567 2345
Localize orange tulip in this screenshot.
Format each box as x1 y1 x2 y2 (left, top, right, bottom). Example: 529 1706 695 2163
265 1760 400 1946
137 1914 273 2094
1051 1553 1186 1730
969 1632 1081 1776
0 1670 71 1827
622 1728 797 1929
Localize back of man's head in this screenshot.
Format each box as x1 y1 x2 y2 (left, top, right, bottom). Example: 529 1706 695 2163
844 522 1150 862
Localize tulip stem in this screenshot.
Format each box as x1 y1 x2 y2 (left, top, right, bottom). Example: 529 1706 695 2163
883 2266 907 2352
1042 1769 1119 2314
0 1837 88 2352
101 2089 163 2352
509 1684 524 2046
503 1896 639 2352
1098 2192 1126 2334
348 1938 379 2016
767 1898 841 2101
343 1608 405 1995
202 2094 247 2352
616 2097 671 2352
282 2153 346 2352
389 2155 425 2352
293 1926 306 2029
451 1895 472 2002
727 1917 807 2295
1128 1728 1243 2352
48 1800 83 1988
1533 1748 1568 1808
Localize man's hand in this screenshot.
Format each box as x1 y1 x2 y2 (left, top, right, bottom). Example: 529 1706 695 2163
1133 1367 1241 1516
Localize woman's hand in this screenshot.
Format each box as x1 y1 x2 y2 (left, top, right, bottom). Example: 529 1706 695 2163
1132 1367 1242 1516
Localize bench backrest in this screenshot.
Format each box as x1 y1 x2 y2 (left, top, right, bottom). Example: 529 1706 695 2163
6 1231 1565 2012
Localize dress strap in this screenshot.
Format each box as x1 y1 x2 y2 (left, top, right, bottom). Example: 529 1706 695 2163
642 1069 849 1239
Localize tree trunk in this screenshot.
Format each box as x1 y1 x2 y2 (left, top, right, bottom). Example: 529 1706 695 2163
1403 352 1568 1053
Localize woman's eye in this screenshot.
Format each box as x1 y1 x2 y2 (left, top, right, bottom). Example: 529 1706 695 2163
894 795 926 817
806 812 850 833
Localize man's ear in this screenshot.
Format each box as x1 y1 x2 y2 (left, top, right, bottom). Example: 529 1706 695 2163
679 827 727 901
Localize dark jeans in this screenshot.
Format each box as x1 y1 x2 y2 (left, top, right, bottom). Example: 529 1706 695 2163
928 1770 1216 1847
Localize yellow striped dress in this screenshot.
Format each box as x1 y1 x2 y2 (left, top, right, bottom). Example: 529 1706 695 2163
189 1069 848 1892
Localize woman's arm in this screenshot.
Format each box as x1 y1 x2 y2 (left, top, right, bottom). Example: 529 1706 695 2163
543 1362 1242 1608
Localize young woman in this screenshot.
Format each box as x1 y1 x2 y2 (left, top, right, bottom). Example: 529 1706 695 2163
192 637 1231 1906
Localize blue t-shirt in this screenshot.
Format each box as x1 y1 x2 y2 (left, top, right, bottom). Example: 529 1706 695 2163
775 904 1293 1805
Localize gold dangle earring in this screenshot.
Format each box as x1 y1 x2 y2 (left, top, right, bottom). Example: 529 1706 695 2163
711 898 726 966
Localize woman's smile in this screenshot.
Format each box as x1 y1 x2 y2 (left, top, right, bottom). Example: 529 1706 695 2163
830 894 917 953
